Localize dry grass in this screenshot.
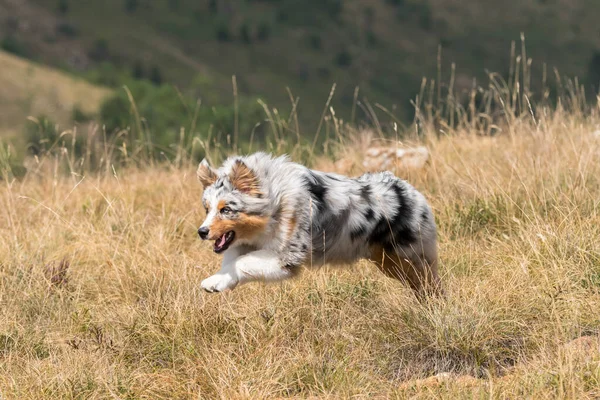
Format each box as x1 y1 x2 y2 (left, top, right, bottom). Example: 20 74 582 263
1 41 600 397
1 103 600 398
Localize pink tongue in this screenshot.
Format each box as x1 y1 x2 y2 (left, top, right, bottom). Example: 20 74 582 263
218 234 227 247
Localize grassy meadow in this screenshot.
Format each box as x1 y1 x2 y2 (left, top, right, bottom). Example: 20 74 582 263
1 53 600 399
0 50 110 137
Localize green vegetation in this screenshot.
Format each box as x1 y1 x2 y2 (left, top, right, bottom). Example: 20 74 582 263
0 0 597 136
97 80 265 152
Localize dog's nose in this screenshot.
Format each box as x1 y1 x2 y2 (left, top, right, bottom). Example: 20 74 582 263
198 227 209 240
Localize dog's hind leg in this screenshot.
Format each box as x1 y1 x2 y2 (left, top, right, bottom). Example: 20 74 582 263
369 245 442 296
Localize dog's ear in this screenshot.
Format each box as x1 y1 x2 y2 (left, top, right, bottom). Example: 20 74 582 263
197 159 217 188
229 160 262 196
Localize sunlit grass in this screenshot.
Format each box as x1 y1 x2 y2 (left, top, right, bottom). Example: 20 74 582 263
1 42 600 398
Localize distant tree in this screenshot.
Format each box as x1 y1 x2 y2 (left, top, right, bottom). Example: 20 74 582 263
57 0 69 14
132 60 145 80
334 49 352 68
317 66 331 79
324 0 343 20
239 23 252 44
72 105 93 123
440 36 452 48
168 0 180 11
150 66 163 85
418 4 433 30
1 36 28 57
209 0 218 14
363 6 375 27
100 95 131 133
124 0 138 13
216 22 232 42
88 39 110 62
588 51 600 91
366 29 377 46
297 63 309 82
386 0 404 5
308 33 322 50
276 9 288 22
257 21 271 42
56 22 79 38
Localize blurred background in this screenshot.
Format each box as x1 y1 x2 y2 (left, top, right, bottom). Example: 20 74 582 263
1 0 599 163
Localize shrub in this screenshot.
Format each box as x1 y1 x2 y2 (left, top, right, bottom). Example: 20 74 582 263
588 51 600 91
308 33 322 50
149 66 163 86
56 22 79 38
85 62 126 87
418 4 433 30
277 0 342 27
334 49 352 68
394 1 433 29
132 60 144 80
239 23 252 44
323 0 343 20
209 0 218 14
100 94 131 134
88 39 110 62
57 0 69 14
317 66 331 79
276 9 289 22
257 21 271 42
366 29 377 46
24 116 77 156
0 142 25 179
72 105 93 123
215 23 232 42
0 36 28 57
124 0 138 13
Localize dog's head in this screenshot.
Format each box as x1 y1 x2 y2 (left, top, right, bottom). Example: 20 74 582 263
196 158 268 253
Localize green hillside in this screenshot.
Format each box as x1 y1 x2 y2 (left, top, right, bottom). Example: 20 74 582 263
0 49 110 137
2 0 600 132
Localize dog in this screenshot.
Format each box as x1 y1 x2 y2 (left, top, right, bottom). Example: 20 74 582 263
196 152 441 295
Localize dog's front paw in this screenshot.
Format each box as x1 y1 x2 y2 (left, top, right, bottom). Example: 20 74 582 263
201 273 238 293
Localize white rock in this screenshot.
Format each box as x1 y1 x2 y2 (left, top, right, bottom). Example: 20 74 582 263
362 145 429 172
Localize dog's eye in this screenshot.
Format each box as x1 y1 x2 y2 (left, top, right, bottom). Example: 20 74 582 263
220 207 233 215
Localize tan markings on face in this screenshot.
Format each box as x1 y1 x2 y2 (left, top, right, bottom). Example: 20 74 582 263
207 213 269 241
217 199 227 211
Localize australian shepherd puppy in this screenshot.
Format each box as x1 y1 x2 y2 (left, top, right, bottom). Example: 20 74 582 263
196 152 441 295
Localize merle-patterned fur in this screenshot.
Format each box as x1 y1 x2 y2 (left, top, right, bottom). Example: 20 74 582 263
197 152 439 293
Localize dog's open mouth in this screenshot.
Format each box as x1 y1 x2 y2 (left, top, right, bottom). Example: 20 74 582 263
214 231 235 253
